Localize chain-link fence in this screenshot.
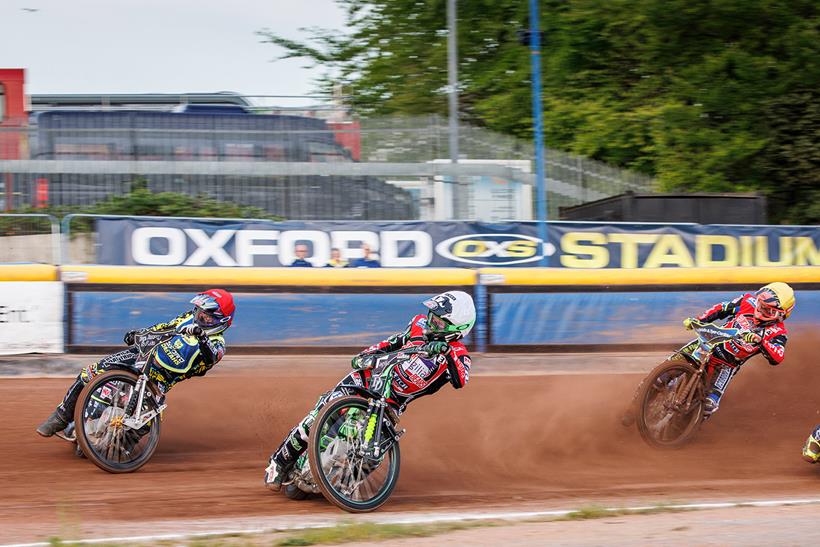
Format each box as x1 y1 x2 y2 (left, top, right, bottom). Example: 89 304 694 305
0 213 60 263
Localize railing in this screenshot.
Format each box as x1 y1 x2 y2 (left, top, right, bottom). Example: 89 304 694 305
0 115 657 220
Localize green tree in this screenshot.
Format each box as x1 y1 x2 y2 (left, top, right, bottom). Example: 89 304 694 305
261 0 820 223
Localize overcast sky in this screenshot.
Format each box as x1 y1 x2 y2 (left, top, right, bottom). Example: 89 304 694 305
1 0 346 105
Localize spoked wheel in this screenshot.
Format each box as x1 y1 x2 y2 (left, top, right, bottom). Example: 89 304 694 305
74 370 162 473
636 360 704 449
308 396 401 513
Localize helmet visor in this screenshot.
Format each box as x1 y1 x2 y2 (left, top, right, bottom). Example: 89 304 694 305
755 290 782 322
427 311 457 334
194 308 222 328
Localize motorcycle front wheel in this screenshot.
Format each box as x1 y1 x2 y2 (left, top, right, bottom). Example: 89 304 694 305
308 396 401 513
74 370 162 473
636 360 704 449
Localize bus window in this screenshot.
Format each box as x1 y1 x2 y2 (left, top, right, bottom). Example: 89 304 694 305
0 84 5 121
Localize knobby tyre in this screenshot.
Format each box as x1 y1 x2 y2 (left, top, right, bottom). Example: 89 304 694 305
308 395 401 513
636 360 704 449
74 370 162 473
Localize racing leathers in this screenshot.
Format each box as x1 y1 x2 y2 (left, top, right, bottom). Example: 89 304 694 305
696 293 788 414
55 311 226 424
268 313 471 472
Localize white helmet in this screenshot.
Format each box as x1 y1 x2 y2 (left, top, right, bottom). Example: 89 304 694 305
422 290 476 341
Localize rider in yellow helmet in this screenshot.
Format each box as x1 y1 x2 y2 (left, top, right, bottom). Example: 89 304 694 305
683 282 794 417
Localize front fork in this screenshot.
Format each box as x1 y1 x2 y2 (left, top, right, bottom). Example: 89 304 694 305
674 367 703 412
122 374 166 430
360 398 403 460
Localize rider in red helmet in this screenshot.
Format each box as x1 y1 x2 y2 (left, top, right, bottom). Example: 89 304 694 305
36 289 235 439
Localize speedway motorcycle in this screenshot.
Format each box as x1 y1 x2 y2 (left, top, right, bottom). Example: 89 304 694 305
70 330 173 473
624 319 750 449
282 347 436 512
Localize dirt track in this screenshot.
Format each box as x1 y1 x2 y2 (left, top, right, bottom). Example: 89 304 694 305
1 336 819 544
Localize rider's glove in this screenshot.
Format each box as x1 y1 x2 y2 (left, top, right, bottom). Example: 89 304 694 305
123 330 138 346
423 341 450 355
683 317 695 330
742 331 762 344
178 324 204 338
351 354 374 370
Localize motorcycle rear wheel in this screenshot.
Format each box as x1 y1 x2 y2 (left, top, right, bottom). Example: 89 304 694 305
636 360 704 449
308 396 401 513
74 370 162 473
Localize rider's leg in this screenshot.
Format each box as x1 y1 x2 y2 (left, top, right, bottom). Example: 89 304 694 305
704 363 739 417
265 372 364 490
36 349 139 437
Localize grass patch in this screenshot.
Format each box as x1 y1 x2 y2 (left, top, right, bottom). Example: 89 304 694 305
275 520 491 546
562 505 613 520
544 502 691 523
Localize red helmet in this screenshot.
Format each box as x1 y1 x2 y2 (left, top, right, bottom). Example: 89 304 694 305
190 289 235 335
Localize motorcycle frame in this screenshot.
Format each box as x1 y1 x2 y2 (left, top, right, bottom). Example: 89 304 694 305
663 319 742 414
122 330 174 430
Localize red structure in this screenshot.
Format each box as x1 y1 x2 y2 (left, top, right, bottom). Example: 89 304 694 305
328 120 361 161
0 68 28 209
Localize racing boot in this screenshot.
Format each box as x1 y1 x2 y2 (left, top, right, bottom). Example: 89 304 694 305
703 392 721 417
264 455 292 492
55 421 76 442
36 409 70 438
802 426 820 463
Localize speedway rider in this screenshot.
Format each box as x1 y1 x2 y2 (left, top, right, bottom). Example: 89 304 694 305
264 290 475 490
683 282 794 417
36 289 235 439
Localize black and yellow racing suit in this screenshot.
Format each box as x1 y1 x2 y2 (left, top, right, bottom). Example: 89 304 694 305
56 311 226 421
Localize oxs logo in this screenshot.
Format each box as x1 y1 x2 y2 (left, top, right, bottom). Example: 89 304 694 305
435 233 545 265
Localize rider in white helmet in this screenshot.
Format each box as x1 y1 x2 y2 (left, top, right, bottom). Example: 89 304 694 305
264 290 476 491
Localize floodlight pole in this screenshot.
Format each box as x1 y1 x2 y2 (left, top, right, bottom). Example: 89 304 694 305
447 0 459 164
529 0 549 265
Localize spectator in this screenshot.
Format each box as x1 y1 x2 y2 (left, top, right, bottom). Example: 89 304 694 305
290 244 313 267
348 243 380 268
326 247 349 268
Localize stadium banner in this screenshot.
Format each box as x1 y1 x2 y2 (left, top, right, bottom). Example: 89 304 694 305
96 218 820 269
0 282 63 355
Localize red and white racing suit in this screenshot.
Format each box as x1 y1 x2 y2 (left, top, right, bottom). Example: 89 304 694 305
270 314 471 468
696 293 788 404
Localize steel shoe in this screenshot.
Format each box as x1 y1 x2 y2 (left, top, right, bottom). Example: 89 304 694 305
36 410 70 438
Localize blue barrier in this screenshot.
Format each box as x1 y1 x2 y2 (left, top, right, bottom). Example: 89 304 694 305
71 291 473 348
490 290 820 346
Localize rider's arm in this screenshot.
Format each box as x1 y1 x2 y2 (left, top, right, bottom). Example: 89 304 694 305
196 335 226 370
697 295 743 323
759 327 787 366
142 312 190 333
359 316 423 356
445 345 471 389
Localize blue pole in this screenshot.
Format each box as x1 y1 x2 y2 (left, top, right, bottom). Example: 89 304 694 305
529 0 549 266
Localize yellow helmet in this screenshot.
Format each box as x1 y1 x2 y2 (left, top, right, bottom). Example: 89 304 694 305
754 282 795 322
